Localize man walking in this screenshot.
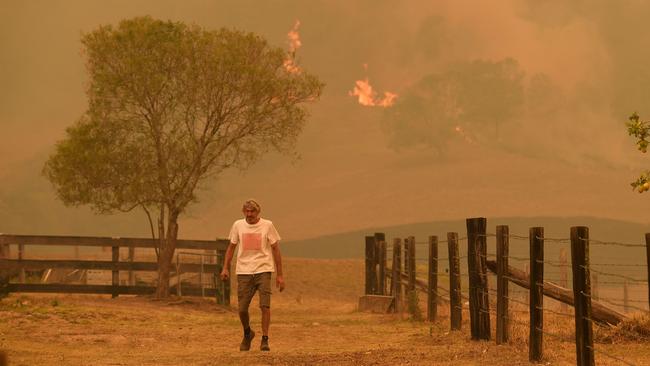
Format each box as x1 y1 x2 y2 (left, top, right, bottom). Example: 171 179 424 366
220 199 285 351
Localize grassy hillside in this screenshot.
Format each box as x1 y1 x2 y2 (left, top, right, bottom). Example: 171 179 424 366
282 216 650 260
282 216 650 291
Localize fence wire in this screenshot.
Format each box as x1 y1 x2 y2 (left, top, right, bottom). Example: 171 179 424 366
587 346 637 366
595 297 649 313
581 237 647 248
582 266 648 283
535 235 571 243
374 230 649 365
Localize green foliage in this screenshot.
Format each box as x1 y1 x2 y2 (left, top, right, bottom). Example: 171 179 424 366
42 16 323 296
44 115 157 213
381 58 524 154
626 112 650 193
44 16 323 217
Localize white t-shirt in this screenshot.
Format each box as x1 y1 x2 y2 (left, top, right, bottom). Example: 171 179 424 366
229 218 281 275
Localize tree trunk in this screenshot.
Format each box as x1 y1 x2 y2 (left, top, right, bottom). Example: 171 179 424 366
156 212 179 298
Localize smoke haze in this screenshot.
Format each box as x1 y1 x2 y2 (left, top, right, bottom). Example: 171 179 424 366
2 0 650 240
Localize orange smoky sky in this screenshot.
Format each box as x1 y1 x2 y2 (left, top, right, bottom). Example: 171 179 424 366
1 0 650 241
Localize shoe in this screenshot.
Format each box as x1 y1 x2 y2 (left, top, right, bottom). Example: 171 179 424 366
260 336 270 351
240 329 255 351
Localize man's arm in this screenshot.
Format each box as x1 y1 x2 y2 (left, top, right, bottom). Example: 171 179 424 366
271 242 285 292
220 242 237 280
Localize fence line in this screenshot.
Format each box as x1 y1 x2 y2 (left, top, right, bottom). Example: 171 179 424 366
361 219 650 366
0 234 231 304
580 238 646 248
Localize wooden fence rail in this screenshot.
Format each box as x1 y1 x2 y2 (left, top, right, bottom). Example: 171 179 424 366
363 219 650 366
0 234 230 304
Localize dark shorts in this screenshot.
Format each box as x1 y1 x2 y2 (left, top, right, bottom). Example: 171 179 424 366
237 272 272 312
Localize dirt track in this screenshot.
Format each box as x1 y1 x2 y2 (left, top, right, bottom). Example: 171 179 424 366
1 258 648 365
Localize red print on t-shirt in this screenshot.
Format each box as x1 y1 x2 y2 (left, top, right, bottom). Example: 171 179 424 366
242 233 262 251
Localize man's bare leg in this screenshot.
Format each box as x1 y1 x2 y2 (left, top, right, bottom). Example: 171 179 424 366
260 307 271 351
239 310 255 351
261 307 270 336
239 311 251 331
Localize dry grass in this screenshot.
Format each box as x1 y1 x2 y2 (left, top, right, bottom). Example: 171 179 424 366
0 257 649 365
595 313 650 343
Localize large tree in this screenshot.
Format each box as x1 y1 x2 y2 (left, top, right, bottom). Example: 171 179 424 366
43 17 323 297
381 58 524 154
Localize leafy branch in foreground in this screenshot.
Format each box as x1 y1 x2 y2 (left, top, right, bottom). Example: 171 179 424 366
626 112 650 193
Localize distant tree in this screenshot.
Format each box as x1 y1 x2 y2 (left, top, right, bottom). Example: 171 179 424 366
382 58 524 154
381 74 459 156
450 58 524 141
626 112 650 193
525 73 565 120
43 17 323 297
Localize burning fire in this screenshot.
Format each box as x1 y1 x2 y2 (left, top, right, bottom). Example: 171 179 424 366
284 20 302 74
349 65 397 107
454 125 473 143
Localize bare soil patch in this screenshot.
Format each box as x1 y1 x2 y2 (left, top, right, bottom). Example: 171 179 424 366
1 258 648 365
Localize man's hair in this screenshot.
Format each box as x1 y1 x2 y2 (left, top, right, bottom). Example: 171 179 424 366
242 199 261 212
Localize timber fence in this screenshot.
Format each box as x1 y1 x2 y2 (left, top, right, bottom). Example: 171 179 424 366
363 217 650 366
0 234 232 305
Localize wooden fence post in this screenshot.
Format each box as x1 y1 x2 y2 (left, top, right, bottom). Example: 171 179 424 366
448 232 462 331
645 233 650 312
529 227 544 362
560 248 568 313
200 255 205 297
176 253 182 297
18 243 25 284
466 217 490 341
381 241 388 295
375 233 386 295
408 236 416 293
623 280 630 314
571 226 595 366
0 235 8 297
392 238 402 313
365 236 376 295
128 247 135 286
0 234 7 259
428 236 438 322
215 250 223 303
111 239 120 298
496 225 509 345
406 236 418 319
404 238 409 291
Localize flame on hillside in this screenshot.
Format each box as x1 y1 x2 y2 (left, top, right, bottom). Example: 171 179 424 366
454 125 473 143
348 65 397 107
284 20 302 74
